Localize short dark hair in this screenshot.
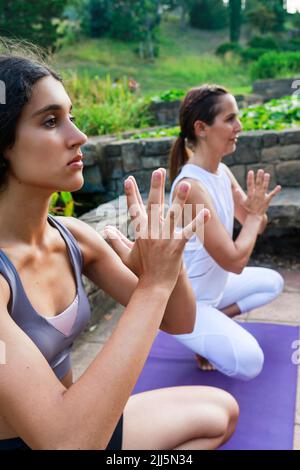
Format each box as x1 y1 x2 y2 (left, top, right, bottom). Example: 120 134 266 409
0 52 62 190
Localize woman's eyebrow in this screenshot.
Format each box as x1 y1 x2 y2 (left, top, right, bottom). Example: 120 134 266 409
225 112 238 118
30 103 73 118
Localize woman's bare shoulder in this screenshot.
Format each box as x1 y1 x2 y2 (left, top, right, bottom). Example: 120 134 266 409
53 216 109 268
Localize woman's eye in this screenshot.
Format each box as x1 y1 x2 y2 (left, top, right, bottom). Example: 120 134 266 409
69 115 76 123
44 117 57 128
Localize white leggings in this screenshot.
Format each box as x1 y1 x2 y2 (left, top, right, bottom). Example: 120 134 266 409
173 267 284 381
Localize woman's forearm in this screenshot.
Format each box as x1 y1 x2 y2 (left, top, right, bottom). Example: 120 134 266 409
160 267 196 335
258 214 268 234
232 213 263 273
58 280 171 449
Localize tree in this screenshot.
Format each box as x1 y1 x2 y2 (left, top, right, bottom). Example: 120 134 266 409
0 0 66 49
189 0 229 31
229 0 242 42
85 0 112 38
163 0 194 30
245 0 287 33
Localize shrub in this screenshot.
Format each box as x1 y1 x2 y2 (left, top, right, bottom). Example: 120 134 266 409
250 51 300 80
240 47 271 62
215 42 243 56
248 35 279 50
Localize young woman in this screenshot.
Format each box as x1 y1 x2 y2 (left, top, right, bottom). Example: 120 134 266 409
0 54 239 450
169 85 284 379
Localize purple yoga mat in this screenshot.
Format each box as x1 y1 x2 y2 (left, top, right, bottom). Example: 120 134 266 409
132 323 299 450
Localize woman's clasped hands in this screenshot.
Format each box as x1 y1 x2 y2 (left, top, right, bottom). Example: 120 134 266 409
104 168 210 292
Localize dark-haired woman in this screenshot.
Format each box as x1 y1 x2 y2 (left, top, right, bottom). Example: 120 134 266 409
0 54 239 450
169 85 284 379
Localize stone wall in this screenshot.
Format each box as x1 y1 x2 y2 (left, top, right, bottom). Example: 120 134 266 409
252 77 299 102
147 94 263 127
82 129 300 198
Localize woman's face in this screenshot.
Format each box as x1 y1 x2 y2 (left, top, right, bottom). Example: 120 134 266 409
5 75 87 193
196 93 242 158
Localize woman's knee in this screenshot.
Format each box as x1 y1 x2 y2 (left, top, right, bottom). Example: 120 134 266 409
208 390 239 444
209 334 264 380
220 392 239 443
262 269 284 298
234 338 264 380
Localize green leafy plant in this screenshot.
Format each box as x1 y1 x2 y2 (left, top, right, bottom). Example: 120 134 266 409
150 89 185 103
240 96 300 131
49 191 74 217
64 73 151 135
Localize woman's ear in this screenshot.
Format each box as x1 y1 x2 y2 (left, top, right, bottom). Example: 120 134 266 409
194 120 206 139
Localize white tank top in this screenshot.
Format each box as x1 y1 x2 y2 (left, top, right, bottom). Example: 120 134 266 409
170 162 234 306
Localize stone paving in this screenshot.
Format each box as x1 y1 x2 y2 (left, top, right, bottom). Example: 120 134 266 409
71 268 300 450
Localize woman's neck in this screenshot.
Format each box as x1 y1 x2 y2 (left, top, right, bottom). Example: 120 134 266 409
0 181 53 247
188 147 222 174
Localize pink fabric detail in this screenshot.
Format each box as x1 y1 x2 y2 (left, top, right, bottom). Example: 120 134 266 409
45 295 79 336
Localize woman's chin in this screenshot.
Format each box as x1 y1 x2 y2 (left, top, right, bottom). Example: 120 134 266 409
60 176 85 193
227 142 236 153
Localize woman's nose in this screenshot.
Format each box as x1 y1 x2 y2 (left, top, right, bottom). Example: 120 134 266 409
236 119 242 133
68 124 88 148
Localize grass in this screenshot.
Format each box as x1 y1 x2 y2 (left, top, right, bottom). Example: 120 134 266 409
52 18 252 97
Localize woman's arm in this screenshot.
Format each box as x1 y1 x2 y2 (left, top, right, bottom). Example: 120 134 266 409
0 173 198 449
0 277 170 450
60 217 196 335
182 169 280 274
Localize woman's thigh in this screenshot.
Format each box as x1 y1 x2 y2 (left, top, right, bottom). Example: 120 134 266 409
122 386 238 450
217 267 284 312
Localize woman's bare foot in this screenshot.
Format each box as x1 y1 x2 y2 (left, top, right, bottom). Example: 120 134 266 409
195 354 216 371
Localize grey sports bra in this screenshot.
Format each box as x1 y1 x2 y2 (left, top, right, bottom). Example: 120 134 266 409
0 214 91 379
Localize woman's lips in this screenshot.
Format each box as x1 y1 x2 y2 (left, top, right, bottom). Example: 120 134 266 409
67 154 84 168
67 160 83 169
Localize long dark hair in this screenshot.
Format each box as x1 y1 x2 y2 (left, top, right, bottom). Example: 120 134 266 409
0 45 62 190
169 84 228 182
